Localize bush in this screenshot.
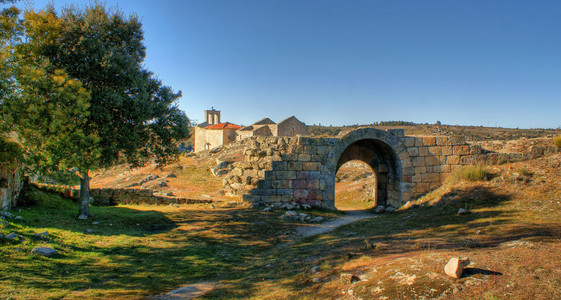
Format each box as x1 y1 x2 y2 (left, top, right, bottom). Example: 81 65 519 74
517 168 532 177
448 165 490 183
553 136 561 148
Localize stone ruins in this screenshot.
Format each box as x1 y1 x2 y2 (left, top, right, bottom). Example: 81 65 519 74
219 127 558 209
194 108 307 152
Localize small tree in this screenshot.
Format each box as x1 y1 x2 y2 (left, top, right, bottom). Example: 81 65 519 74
2 4 190 219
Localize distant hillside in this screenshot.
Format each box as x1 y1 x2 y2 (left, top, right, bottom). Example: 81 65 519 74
308 123 561 141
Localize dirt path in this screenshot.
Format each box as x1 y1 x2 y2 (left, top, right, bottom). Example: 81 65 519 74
153 210 376 299
292 210 376 239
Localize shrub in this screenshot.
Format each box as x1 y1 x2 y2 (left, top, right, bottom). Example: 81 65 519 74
553 136 561 148
517 167 532 177
448 165 490 183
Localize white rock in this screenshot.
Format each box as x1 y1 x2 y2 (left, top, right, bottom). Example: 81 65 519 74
92 221 99 225
283 203 295 210
385 206 396 213
284 211 298 218
263 207 272 212
14 216 23 220
444 257 470 279
302 204 312 209
87 229 93 233
31 247 58 257
458 208 467 215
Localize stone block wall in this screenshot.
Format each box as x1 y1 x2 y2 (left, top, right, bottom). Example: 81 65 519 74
240 136 339 208
223 130 559 209
69 187 212 206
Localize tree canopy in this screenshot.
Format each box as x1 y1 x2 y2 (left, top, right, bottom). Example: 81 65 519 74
0 3 190 219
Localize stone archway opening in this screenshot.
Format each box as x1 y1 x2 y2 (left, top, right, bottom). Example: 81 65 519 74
334 160 378 211
333 138 402 210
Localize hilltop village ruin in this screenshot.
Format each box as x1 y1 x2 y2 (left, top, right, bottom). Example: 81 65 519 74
194 108 308 152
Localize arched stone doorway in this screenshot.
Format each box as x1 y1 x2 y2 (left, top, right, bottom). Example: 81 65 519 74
323 128 411 210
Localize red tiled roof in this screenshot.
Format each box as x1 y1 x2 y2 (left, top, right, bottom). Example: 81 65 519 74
204 122 242 130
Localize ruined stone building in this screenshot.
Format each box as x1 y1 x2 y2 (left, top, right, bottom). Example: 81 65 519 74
194 109 308 152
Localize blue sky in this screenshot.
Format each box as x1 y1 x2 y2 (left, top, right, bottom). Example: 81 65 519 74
18 0 561 128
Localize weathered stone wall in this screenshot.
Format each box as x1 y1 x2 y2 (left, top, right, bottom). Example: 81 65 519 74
194 126 208 152
0 164 24 211
276 116 308 136
69 187 212 206
223 128 558 210
236 136 337 208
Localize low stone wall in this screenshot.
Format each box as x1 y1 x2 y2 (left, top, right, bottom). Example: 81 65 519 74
0 164 24 211
69 188 213 206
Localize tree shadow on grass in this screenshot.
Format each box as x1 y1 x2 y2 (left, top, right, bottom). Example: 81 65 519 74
2 198 296 298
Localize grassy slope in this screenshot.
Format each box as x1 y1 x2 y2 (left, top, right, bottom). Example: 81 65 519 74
91 156 232 201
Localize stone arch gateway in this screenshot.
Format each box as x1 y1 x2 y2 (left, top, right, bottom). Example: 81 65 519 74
237 127 486 210
324 128 412 209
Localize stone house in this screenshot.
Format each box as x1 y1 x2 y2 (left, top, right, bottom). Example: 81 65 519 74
195 109 308 152
195 122 242 152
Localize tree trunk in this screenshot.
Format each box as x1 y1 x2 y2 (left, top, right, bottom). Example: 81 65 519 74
78 171 90 220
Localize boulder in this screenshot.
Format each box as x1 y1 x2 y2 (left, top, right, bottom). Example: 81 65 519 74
31 247 58 257
385 206 396 213
0 211 14 218
444 257 470 279
14 216 23 220
5 232 17 239
35 231 49 238
310 216 324 223
458 208 468 215
375 206 385 213
284 211 298 218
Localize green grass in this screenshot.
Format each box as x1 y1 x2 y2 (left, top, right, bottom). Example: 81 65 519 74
447 164 490 183
554 136 561 148
0 186 295 299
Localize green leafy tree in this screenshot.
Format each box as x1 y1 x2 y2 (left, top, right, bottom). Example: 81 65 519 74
2 4 190 219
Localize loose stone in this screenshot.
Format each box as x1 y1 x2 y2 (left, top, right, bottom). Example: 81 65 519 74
444 257 470 279
31 247 58 257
